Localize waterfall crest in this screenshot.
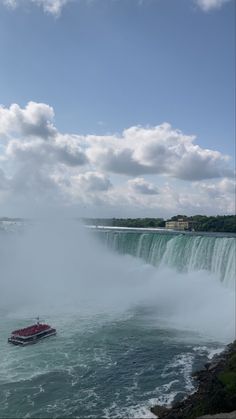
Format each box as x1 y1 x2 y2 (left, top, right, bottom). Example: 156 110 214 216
98 231 235 287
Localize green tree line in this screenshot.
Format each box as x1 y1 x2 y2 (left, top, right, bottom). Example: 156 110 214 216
83 215 236 233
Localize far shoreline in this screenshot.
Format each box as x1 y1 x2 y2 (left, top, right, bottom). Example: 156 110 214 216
86 225 236 238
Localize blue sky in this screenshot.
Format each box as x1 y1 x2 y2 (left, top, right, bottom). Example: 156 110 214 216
0 0 235 218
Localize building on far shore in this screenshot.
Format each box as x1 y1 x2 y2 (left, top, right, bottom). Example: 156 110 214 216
165 218 195 231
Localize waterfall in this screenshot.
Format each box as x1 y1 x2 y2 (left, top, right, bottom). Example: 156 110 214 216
96 230 235 287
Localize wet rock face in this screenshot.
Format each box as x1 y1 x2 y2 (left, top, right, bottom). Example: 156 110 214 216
151 341 236 419
150 405 170 417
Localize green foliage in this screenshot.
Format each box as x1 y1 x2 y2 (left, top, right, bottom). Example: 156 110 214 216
191 215 236 233
168 214 188 221
219 353 236 395
227 353 236 370
188 402 205 418
219 371 236 394
82 215 236 233
83 217 165 228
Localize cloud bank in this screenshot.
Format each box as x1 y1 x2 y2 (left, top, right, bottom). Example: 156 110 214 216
0 101 234 216
86 124 232 181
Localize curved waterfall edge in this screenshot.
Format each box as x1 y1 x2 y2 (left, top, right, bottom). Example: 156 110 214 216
96 231 236 288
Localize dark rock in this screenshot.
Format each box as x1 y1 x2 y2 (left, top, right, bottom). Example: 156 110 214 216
151 341 236 419
209 362 221 371
150 405 170 417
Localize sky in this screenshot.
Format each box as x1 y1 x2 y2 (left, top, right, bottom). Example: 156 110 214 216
0 0 235 218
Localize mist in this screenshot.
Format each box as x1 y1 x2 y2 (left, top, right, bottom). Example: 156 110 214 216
0 221 234 342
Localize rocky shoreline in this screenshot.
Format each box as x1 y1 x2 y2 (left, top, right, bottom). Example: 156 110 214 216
151 341 236 419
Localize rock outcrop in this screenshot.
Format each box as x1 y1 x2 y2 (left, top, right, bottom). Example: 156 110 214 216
151 341 236 419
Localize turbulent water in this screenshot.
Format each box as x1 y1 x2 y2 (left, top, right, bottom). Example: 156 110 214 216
0 223 235 418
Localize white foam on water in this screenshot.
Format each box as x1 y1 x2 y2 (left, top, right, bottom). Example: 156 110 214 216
161 380 180 391
120 389 179 419
104 402 157 419
161 352 195 393
148 392 179 408
193 345 226 359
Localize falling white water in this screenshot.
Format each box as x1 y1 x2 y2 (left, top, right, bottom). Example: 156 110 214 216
99 231 236 288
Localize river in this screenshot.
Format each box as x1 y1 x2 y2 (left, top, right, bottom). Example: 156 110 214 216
0 222 235 418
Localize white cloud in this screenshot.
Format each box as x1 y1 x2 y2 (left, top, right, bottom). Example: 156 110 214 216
71 171 112 193
86 124 232 180
0 102 56 140
0 101 234 215
128 177 159 195
197 178 235 198
183 179 236 214
1 102 87 169
5 132 87 169
1 0 71 16
1 0 232 16
218 178 235 194
33 0 71 15
195 0 232 11
78 178 235 216
0 102 88 204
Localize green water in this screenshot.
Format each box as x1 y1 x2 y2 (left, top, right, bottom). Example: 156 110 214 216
0 225 235 418
0 309 226 418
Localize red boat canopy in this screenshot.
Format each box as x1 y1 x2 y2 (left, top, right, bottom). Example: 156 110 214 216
12 323 50 337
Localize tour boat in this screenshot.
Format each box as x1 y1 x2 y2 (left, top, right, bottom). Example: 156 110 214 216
8 318 56 346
